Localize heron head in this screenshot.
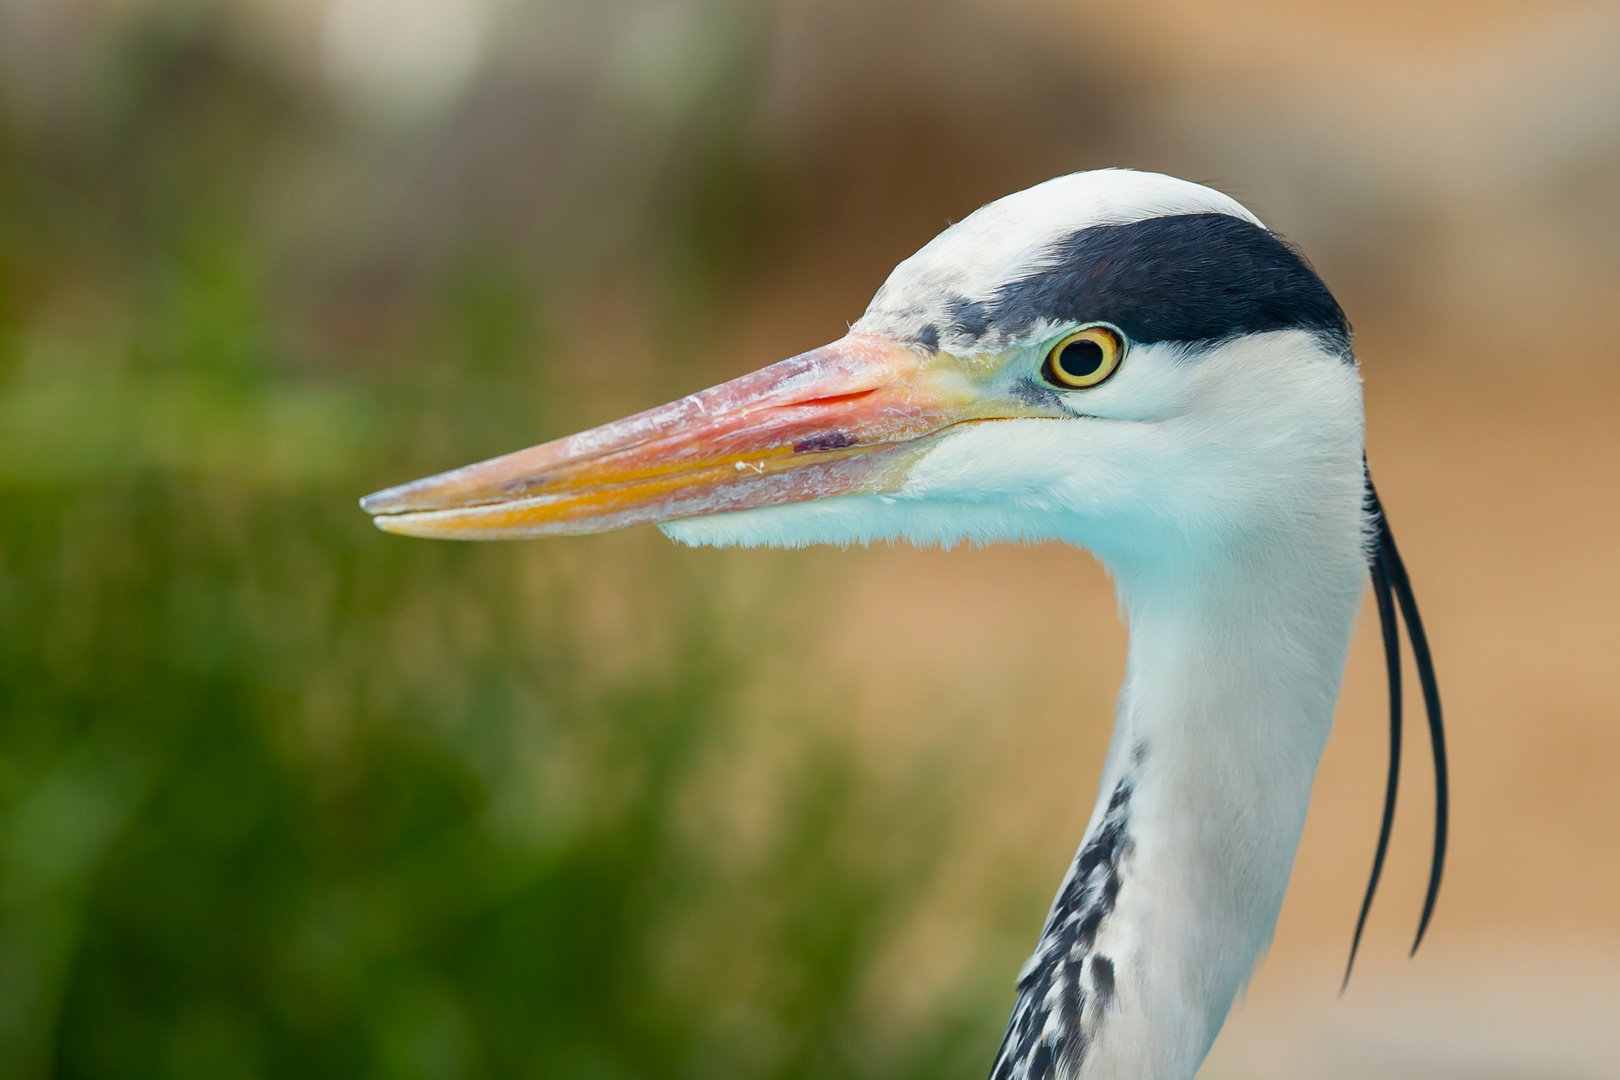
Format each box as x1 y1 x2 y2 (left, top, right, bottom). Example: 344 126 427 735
362 170 1365 571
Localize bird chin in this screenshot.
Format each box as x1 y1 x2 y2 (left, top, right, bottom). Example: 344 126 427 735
659 493 1068 551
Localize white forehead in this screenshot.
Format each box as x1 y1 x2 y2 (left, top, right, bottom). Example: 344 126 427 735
855 170 1263 339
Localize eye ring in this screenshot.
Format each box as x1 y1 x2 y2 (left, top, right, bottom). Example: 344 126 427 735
1043 324 1126 389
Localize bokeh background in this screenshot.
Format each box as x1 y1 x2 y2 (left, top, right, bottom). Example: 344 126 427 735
2 1 1618 1078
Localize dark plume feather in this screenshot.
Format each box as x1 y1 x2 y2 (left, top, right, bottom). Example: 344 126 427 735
1343 510 1402 989
1347 472 1448 986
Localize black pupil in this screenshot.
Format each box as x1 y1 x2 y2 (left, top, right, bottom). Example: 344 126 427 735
1058 338 1105 380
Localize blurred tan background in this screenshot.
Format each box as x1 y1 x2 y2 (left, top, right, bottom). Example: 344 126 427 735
2 1 1617 1078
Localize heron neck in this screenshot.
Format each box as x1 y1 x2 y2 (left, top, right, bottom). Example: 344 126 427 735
994 542 1364 1080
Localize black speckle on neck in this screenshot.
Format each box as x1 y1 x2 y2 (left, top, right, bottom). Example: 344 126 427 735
989 772 1136 1080
1089 956 1116 1007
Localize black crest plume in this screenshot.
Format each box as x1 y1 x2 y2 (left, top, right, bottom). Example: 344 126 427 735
1343 471 1449 989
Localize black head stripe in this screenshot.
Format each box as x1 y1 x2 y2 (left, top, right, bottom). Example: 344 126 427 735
955 213 1350 351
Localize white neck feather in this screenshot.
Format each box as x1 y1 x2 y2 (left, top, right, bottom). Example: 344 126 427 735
993 539 1364 1080
1081 546 1363 1076
992 458 1369 1079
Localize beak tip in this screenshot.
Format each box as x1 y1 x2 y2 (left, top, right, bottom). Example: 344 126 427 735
359 487 405 515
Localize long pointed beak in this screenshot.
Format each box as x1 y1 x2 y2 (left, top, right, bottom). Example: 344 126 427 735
361 333 1042 539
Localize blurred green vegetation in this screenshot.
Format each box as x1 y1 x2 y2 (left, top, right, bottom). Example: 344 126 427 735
0 12 1002 1080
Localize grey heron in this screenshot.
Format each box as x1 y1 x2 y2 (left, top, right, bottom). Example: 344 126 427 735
361 169 1447 1080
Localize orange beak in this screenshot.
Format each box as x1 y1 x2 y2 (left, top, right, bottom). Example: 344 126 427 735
361 333 1052 539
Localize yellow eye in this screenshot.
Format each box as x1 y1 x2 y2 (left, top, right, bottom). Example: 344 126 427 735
1044 325 1126 389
